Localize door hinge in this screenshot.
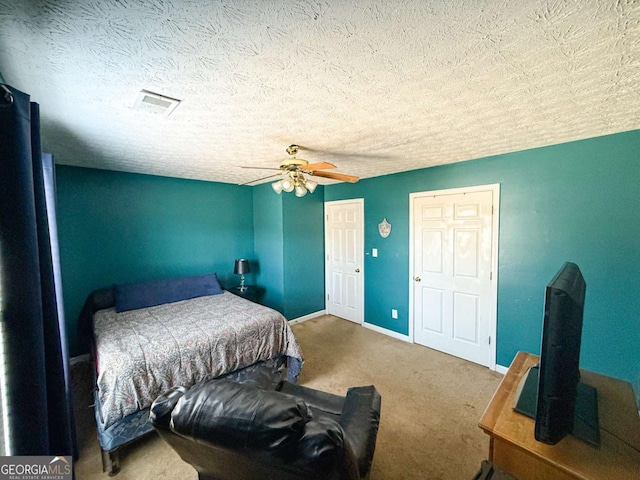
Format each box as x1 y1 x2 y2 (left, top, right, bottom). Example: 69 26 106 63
490 271 493 280
488 336 491 345
327 294 330 300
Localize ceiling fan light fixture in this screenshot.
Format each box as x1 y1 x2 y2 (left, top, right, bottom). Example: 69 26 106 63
271 180 283 194
281 177 294 192
243 144 358 195
295 184 307 197
305 178 317 193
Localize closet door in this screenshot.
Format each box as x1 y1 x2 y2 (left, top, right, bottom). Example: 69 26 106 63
411 187 498 367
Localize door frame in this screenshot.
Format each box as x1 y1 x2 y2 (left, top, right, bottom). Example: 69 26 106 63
324 198 365 325
408 184 500 370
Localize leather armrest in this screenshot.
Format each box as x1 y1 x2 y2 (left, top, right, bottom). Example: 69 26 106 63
339 386 381 478
166 379 310 451
278 381 346 416
150 386 187 430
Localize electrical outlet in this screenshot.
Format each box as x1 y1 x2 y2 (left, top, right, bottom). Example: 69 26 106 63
391 309 398 319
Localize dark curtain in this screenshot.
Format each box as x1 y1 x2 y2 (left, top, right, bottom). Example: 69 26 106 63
0 84 75 457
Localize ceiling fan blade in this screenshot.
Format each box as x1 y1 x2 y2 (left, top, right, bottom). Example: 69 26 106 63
311 170 359 183
240 173 281 186
240 166 282 171
297 145 393 160
303 161 336 171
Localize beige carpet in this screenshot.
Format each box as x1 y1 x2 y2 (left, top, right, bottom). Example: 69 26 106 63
72 315 503 479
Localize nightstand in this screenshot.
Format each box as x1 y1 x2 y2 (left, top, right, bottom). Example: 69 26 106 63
227 285 265 304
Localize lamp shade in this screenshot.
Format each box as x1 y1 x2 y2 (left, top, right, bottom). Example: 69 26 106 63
281 177 294 192
233 258 250 275
294 184 307 197
271 180 283 194
305 179 317 193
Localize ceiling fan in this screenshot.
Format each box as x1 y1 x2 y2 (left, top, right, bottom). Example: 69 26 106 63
241 145 359 197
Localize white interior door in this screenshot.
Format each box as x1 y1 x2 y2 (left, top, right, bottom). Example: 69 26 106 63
325 199 364 324
411 188 497 367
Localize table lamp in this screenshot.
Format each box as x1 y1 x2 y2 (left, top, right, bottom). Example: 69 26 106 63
233 259 250 292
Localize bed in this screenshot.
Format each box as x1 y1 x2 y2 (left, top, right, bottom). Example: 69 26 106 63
77 273 303 475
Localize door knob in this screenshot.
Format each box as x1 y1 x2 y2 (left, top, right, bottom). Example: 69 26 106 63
414 276 421 282
355 268 360 273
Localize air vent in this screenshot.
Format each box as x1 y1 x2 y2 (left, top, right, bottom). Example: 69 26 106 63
133 90 181 117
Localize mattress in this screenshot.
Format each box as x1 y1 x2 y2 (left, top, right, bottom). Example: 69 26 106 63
93 291 303 429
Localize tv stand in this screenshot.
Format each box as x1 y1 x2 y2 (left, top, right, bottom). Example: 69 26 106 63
514 364 600 447
479 352 640 480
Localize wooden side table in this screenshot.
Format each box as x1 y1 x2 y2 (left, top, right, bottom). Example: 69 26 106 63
479 351 640 480
227 285 265 305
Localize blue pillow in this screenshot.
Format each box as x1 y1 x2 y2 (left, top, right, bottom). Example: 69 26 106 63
115 273 223 312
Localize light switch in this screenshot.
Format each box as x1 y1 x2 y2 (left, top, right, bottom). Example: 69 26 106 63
372 248 378 257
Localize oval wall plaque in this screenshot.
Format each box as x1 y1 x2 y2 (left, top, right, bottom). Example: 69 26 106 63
378 217 391 238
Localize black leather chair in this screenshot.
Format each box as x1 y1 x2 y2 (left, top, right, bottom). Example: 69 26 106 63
150 363 381 480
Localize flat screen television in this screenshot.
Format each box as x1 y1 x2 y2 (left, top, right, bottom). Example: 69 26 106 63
514 262 600 446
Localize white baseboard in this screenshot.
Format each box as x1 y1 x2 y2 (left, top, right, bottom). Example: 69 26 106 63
296 313 510 375
363 322 412 342
363 322 508 375
289 310 326 325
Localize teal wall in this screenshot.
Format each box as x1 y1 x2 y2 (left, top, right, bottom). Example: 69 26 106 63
325 130 640 385
253 183 285 311
282 189 326 319
57 166 326 356
252 183 326 319
55 130 640 389
56 166 254 356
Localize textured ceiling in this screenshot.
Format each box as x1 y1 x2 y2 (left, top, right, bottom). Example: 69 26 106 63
1 0 638 186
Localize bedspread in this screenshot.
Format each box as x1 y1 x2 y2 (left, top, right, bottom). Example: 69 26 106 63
93 291 302 428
